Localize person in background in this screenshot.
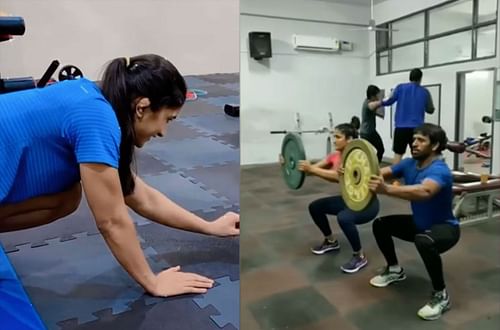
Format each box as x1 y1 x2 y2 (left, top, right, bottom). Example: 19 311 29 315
361 85 385 163
369 68 434 165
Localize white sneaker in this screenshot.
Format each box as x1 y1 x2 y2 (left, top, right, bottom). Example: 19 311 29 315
417 290 451 321
369 266 406 287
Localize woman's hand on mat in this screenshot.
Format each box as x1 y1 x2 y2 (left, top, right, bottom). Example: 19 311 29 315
150 266 214 297
298 160 312 173
338 167 344 176
208 211 240 236
369 174 388 194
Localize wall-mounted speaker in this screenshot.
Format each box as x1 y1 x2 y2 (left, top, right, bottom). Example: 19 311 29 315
249 32 272 60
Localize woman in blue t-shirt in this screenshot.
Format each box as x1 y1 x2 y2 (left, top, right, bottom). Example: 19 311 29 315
0 54 239 298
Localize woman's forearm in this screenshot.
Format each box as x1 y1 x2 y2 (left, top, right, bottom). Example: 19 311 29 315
131 185 213 235
98 215 157 294
309 167 339 183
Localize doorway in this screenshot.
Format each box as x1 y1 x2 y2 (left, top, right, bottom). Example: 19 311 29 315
455 68 496 174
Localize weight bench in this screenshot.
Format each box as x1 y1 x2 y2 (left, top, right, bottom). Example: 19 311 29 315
452 171 500 224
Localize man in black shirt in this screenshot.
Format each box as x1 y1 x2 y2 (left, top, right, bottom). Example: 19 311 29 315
361 85 385 162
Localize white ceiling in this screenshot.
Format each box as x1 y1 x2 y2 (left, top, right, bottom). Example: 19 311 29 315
312 0 390 6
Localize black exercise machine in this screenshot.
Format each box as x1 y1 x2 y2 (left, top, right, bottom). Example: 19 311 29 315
0 15 83 94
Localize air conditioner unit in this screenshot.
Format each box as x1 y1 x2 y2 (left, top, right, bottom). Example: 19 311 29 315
292 34 340 52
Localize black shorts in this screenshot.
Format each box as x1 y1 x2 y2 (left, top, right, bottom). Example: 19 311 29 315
393 127 415 155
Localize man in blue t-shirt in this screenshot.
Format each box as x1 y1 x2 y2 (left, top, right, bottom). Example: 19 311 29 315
369 68 435 164
367 123 460 321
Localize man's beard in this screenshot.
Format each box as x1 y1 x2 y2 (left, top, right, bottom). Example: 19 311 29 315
412 149 431 161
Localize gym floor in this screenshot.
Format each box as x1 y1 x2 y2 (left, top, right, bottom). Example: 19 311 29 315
0 73 240 330
240 163 500 330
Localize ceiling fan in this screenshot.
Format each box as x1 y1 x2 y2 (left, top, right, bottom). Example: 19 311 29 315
352 0 398 32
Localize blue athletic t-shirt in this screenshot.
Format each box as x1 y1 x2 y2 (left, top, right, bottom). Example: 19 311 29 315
391 158 459 231
382 82 432 128
0 78 121 204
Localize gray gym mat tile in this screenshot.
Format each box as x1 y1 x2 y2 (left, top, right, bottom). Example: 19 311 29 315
203 96 240 108
132 204 240 296
194 84 238 97
136 222 239 281
141 171 231 213
212 132 239 148
6 233 167 329
58 298 235 330
221 83 239 92
196 73 239 84
178 113 239 137
180 162 240 204
162 120 207 140
183 76 216 88
133 149 173 176
180 99 226 117
143 136 239 171
193 276 239 328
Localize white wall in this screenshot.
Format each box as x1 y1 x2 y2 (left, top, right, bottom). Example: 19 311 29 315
0 0 239 80
370 0 500 171
241 0 369 24
240 0 369 165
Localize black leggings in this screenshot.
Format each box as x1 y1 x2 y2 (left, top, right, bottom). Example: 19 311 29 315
361 131 385 163
372 215 460 291
309 196 379 252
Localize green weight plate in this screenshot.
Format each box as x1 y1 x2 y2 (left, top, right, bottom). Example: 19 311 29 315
339 139 380 211
281 133 306 189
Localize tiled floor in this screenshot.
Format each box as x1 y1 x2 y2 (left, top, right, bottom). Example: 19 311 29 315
240 163 500 330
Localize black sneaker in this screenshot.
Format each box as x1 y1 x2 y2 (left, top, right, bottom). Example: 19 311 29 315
224 104 239 117
340 254 368 273
311 239 340 255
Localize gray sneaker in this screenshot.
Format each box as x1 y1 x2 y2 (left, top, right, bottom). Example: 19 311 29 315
417 290 451 320
369 266 406 287
311 239 340 255
340 254 368 273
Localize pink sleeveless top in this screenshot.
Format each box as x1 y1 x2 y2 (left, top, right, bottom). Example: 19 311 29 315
326 151 342 171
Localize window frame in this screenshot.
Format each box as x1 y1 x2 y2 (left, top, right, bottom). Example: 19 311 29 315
376 0 497 76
